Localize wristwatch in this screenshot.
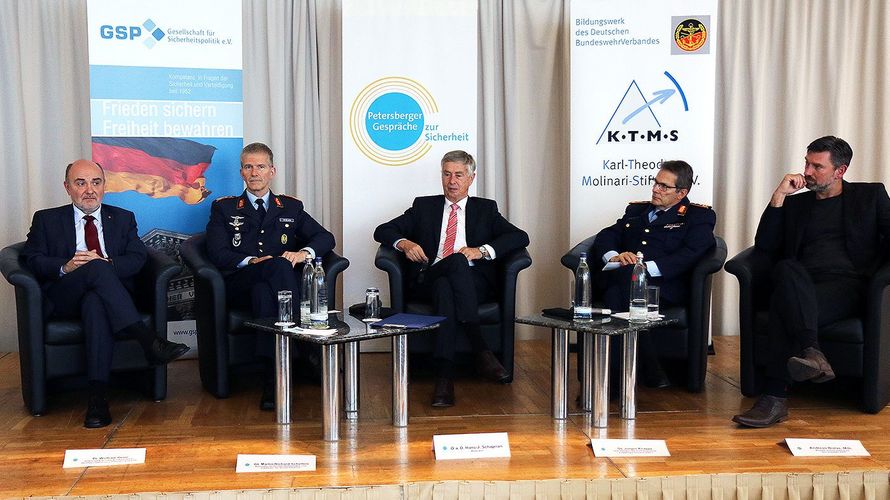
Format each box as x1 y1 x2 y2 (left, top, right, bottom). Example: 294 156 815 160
478 246 490 259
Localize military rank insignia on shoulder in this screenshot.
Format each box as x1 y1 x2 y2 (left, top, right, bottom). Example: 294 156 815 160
629 200 649 205
689 202 713 210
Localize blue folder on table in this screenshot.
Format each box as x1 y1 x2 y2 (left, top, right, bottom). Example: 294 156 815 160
370 313 446 329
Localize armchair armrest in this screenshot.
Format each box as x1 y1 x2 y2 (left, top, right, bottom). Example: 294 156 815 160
687 236 727 331
560 235 597 272
499 248 532 309
375 244 406 312
863 258 890 413
321 251 349 309
135 248 181 335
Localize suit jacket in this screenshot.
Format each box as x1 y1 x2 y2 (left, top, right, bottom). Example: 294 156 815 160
374 195 529 286
22 204 147 288
754 181 890 275
592 197 716 303
206 191 335 274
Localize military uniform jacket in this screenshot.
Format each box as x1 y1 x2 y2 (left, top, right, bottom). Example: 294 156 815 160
206 191 335 274
593 197 716 301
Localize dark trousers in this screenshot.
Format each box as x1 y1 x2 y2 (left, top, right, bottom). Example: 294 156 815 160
44 260 142 382
596 265 670 376
765 259 866 383
225 257 303 358
410 254 493 364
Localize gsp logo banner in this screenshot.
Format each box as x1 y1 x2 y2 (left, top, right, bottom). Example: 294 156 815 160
570 0 716 243
342 0 477 323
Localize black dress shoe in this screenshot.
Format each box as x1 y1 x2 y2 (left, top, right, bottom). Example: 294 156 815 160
431 377 455 407
475 351 510 383
788 347 835 383
84 395 112 429
732 395 789 428
146 338 190 366
260 381 275 411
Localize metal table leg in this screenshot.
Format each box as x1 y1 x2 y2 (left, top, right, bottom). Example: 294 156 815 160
322 344 340 441
593 333 610 428
551 328 569 420
392 333 409 427
275 333 291 424
620 330 639 420
580 332 594 412
344 341 359 420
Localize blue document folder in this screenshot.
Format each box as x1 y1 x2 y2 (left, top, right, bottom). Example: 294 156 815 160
370 313 446 329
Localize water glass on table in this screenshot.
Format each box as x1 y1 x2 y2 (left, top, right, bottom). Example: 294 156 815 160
276 290 295 327
646 286 660 319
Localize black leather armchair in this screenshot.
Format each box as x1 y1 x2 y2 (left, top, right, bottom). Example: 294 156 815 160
0 241 181 416
180 232 349 398
725 246 890 413
374 244 532 382
561 235 727 392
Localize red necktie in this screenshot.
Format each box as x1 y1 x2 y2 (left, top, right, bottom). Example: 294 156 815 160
442 203 459 257
83 215 104 257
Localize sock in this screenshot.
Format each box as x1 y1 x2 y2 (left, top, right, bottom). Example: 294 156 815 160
435 358 455 379
764 378 789 398
88 380 108 400
121 321 156 352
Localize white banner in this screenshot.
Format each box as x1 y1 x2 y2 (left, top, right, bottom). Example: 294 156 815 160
570 0 717 244
342 0 478 345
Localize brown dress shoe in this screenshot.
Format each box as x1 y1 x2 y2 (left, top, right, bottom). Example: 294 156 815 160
475 351 510 383
431 377 455 407
787 347 835 383
732 395 789 428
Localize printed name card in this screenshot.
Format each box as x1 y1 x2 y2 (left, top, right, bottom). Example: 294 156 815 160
590 439 670 457
433 432 511 460
236 454 316 472
63 448 146 468
785 438 869 457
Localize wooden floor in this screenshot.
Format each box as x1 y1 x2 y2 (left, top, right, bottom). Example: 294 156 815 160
1 336 889 497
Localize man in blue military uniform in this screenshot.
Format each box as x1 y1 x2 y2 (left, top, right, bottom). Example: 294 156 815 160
205 142 335 410
591 160 716 388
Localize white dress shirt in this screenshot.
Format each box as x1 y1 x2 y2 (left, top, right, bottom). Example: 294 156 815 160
61 205 107 275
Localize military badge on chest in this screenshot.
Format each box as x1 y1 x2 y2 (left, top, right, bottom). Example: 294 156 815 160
229 215 245 247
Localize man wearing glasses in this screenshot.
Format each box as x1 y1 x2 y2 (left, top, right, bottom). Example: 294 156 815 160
589 160 716 388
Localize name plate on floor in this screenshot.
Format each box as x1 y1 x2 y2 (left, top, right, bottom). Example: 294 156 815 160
63 448 146 468
785 438 870 457
236 454 316 472
590 439 670 457
433 432 511 460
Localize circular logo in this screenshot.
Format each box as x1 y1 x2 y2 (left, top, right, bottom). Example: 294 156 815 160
674 19 707 52
350 77 438 166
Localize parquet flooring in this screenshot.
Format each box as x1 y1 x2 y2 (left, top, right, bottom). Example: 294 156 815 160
0 337 888 497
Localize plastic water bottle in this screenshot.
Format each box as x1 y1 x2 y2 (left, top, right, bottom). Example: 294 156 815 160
310 257 328 329
299 256 313 327
573 252 593 321
629 251 648 322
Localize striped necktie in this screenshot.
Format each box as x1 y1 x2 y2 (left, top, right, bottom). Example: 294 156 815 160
442 203 459 257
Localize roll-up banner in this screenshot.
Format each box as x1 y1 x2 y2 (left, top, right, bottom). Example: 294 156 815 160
570 0 717 244
342 0 477 349
87 0 243 352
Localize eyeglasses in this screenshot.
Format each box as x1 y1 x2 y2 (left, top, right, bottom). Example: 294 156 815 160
652 181 680 191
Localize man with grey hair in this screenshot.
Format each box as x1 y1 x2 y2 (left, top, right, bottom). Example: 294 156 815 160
374 150 529 407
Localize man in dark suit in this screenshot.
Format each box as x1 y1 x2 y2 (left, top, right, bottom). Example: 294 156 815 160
591 160 716 388
22 159 189 428
733 135 890 427
374 150 529 407
205 142 335 410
